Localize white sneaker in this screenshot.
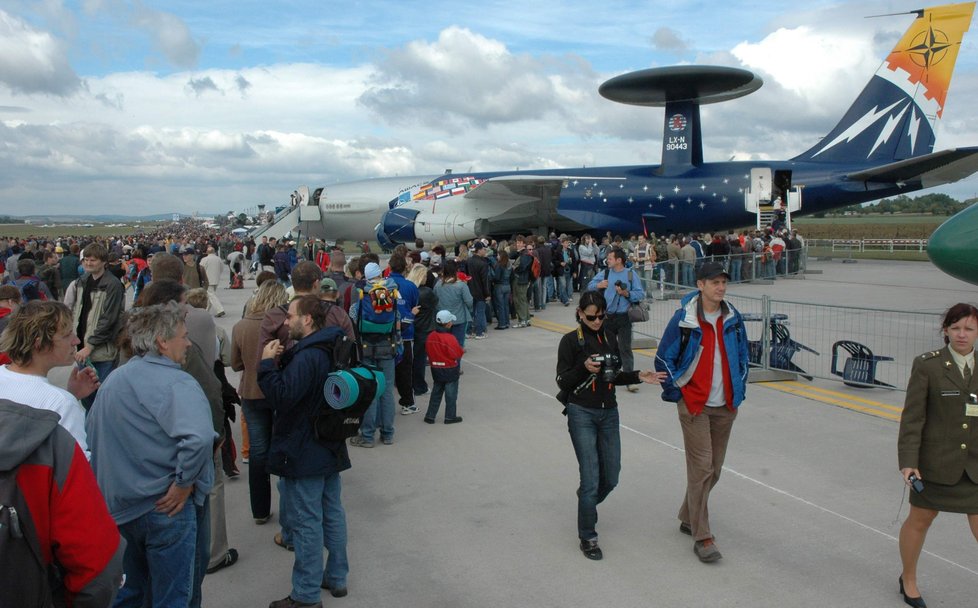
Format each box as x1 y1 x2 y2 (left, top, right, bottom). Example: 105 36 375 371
401 405 419 415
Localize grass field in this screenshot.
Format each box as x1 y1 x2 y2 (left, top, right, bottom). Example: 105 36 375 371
789 214 947 239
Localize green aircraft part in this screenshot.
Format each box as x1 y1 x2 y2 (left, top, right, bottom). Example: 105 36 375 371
928 203 978 286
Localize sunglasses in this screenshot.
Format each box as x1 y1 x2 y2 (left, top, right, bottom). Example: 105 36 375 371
583 313 606 321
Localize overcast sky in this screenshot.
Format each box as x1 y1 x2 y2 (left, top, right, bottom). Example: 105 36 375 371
2 0 978 217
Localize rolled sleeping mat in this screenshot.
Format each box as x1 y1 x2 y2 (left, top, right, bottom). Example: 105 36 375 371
324 367 385 410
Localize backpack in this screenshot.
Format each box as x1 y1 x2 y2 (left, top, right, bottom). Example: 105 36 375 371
16 278 46 305
0 467 54 608
133 267 152 300
309 333 383 442
356 280 398 339
529 255 541 281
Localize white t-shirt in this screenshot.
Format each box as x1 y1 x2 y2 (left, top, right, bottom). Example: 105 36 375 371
0 365 90 459
702 309 727 408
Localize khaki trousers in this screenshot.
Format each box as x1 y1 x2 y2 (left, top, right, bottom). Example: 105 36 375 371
677 402 738 541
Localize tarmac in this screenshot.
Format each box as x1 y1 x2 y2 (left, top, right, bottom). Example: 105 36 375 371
83 258 978 607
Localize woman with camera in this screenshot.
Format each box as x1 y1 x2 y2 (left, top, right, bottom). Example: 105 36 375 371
897 302 978 608
556 290 665 561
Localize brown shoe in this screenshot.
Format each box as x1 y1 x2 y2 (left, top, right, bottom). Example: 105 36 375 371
693 539 722 563
273 532 294 551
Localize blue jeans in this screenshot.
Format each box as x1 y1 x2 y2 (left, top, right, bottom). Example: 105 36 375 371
492 284 511 328
81 359 116 411
190 497 210 608
681 262 695 287
412 332 430 395
115 499 197 608
359 355 396 442
729 259 742 283
546 276 556 301
450 322 467 351
472 299 487 336
281 473 348 604
566 403 621 541
242 399 273 519
425 379 459 420
558 270 573 304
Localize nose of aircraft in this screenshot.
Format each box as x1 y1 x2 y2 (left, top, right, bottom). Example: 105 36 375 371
928 203 978 286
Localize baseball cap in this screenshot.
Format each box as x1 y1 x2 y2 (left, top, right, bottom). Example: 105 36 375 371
320 277 338 292
696 261 731 281
182 247 196 255
364 262 383 280
471 241 485 251
436 310 456 325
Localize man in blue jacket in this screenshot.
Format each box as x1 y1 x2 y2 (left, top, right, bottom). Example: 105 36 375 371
654 261 749 564
259 295 351 608
587 247 645 392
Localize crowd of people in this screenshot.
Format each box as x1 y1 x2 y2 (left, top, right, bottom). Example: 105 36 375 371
0 218 974 608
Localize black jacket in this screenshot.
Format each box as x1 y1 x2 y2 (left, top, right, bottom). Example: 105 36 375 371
466 254 491 300
258 326 351 478
556 324 640 409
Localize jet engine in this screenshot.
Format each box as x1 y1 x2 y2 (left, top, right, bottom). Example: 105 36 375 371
377 206 481 246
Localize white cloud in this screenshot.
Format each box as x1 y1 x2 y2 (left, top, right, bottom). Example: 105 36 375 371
732 25 878 103
130 2 200 69
0 9 82 95
359 26 567 129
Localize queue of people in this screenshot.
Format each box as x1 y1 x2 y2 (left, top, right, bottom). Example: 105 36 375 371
0 220 976 608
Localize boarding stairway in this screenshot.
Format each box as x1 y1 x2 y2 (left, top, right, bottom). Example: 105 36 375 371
248 205 301 242
744 167 800 231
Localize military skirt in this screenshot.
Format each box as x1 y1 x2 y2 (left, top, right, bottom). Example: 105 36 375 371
910 471 978 514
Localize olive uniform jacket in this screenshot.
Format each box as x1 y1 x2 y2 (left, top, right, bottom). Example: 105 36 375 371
898 347 978 485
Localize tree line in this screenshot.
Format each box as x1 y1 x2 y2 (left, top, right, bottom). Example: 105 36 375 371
823 193 975 217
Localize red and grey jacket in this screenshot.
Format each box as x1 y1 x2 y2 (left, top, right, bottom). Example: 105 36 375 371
426 328 464 383
0 400 124 608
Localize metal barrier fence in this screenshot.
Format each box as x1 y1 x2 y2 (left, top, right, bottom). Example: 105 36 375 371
630 264 940 392
636 249 809 302
806 238 928 253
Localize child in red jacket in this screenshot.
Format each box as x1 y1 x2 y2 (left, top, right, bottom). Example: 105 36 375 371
424 310 465 424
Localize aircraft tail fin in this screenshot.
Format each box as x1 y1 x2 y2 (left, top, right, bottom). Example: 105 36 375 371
793 2 975 164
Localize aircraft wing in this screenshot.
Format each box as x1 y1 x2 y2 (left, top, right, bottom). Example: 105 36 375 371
463 174 625 203
846 147 978 188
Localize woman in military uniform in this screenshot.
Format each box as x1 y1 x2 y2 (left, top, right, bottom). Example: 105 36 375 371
897 302 978 608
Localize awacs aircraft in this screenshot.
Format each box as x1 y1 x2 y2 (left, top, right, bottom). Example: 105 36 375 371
281 3 978 247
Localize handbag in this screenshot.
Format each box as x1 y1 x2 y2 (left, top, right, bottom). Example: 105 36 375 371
627 301 649 323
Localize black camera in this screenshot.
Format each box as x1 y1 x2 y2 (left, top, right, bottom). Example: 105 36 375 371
590 354 622 383
908 473 924 494
614 280 626 289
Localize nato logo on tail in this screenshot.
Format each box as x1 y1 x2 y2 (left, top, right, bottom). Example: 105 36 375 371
795 2 974 164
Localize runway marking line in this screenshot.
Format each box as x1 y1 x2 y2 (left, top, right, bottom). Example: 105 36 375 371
765 382 901 422
466 359 978 579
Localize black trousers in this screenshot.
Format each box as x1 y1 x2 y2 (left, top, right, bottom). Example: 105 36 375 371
395 340 415 406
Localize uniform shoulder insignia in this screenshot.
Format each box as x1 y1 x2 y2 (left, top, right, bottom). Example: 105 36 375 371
919 351 941 360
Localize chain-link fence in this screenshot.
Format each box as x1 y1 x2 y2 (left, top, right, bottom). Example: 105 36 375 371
631 254 939 392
